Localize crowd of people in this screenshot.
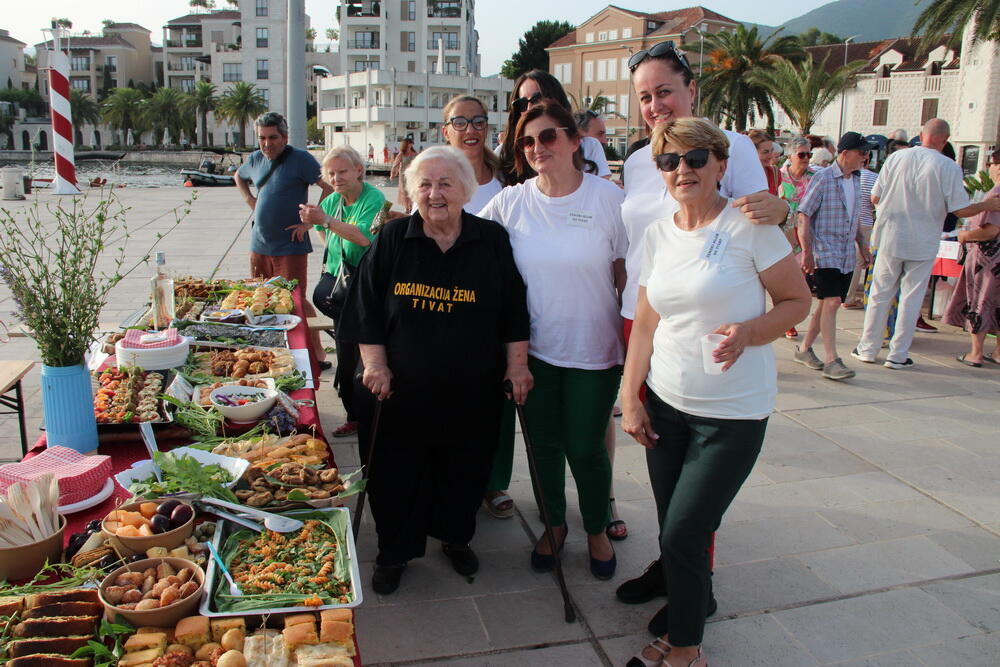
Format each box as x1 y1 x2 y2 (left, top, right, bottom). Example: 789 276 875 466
234 38 1000 666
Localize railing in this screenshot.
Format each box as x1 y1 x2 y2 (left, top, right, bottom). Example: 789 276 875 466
165 38 203 48
924 76 942 93
216 43 240 52
428 6 462 18
875 78 891 95
346 40 380 49
166 62 197 71
427 40 460 50
345 7 381 17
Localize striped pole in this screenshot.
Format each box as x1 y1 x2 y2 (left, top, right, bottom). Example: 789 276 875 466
47 28 81 196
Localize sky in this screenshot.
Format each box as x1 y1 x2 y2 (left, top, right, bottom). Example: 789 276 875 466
4 0 833 74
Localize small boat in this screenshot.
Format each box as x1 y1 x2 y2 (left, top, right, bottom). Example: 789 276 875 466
180 149 243 186
76 151 127 161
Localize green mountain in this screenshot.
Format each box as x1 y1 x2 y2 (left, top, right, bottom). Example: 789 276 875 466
779 0 935 41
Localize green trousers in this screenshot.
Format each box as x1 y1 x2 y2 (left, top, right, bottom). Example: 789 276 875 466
486 401 516 492
521 357 621 535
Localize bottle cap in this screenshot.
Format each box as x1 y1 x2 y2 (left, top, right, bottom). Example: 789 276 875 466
155 251 166 265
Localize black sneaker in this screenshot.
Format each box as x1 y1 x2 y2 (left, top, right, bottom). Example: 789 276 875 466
372 562 407 594
883 358 914 369
616 559 667 604
442 543 479 576
647 595 719 636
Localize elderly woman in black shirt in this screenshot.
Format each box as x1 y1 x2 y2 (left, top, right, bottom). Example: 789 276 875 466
340 146 532 595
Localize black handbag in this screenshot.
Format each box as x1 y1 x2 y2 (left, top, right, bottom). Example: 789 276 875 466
311 198 355 323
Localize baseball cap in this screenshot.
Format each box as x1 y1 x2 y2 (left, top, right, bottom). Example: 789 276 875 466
838 132 877 153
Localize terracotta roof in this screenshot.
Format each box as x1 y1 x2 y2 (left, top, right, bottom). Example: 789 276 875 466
34 35 137 50
167 10 240 25
806 35 957 74
547 5 739 50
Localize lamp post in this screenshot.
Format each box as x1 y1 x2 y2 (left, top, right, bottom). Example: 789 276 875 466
621 44 634 147
837 34 862 138
697 22 707 116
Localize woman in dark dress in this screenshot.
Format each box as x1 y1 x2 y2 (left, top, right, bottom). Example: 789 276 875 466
340 146 532 595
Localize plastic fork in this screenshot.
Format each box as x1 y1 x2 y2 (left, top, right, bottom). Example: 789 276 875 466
206 541 242 597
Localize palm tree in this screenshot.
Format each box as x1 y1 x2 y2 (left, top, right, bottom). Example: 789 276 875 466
102 87 146 145
914 0 1000 50
69 89 101 146
698 25 804 132
751 54 867 136
144 87 186 144
184 80 217 146
216 82 266 148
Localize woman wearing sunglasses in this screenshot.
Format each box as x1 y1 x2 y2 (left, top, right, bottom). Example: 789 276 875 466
479 103 626 580
616 39 791 635
497 69 610 185
441 95 504 213
621 118 809 667
777 137 816 338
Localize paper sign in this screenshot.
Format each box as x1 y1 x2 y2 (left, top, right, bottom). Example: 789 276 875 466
937 240 961 260
567 209 594 228
700 230 730 263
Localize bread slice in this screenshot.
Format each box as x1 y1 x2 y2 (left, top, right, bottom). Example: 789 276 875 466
24 602 103 620
318 610 351 624
282 613 315 628
281 623 318 650
174 616 209 650
7 654 92 667
25 590 100 608
123 633 167 654
7 636 92 658
135 627 175 644
0 595 24 617
13 617 99 638
318 621 352 645
117 649 162 667
209 617 246 642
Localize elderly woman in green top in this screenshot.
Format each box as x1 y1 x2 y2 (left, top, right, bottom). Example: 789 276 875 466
299 145 386 437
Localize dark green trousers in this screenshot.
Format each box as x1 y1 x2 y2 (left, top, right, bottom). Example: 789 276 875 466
644 388 767 646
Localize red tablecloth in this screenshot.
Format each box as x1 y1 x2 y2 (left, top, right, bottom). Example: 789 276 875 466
932 257 962 278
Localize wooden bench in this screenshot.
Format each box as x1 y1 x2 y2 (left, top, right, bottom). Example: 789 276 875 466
0 360 34 456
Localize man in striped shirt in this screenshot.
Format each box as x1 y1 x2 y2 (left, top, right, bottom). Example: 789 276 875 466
844 167 878 308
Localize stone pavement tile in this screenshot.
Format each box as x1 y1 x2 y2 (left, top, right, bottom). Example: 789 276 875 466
854 415 983 443
830 649 923 666
572 581 663 636
773 588 980 664
817 497 973 543
831 471 925 503
714 515 856 566
783 404 899 430
794 535 975 595
913 632 1000 667
925 526 1000 571
713 556 839 615
756 420 843 456
408 642 603 666
952 393 1000 413
819 431 980 471
354 598 490 663
755 449 878 484
474 589 588 649
892 464 1000 526
919 574 1000 633
729 476 873 522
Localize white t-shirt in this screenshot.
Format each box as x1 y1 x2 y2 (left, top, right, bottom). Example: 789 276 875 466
871 146 971 260
641 203 791 419
478 173 627 369
621 130 767 319
467 177 503 215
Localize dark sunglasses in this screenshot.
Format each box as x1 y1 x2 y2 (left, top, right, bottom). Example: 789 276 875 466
511 91 543 113
515 127 568 151
654 148 711 172
446 115 488 131
796 151 812 159
627 40 692 74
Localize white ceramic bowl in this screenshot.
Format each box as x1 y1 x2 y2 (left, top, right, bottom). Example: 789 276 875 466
208 385 277 423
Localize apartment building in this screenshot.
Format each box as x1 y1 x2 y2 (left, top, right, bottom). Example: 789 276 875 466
0 30 28 90
546 5 739 155
34 24 156 99
317 0 505 155
338 0 479 76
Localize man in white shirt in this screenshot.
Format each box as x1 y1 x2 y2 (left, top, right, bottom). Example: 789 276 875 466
852 119 1000 368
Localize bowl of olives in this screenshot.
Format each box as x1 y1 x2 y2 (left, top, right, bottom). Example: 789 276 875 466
102 498 195 557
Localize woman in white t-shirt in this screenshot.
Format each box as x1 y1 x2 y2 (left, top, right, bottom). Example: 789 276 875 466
479 103 626 581
621 119 809 667
441 95 504 214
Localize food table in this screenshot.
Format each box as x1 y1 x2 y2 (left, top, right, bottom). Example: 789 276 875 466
8 284 363 667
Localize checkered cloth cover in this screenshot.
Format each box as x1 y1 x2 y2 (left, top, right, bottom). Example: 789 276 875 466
0 446 112 505
121 328 181 349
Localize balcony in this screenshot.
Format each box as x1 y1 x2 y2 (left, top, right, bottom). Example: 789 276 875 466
216 43 240 53
346 40 380 49
875 78 891 95
344 1 380 17
165 38 203 49
427 40 460 50
924 75 942 93
167 62 198 72
427 2 462 18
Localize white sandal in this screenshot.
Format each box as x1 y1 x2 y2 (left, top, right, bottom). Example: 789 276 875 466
482 491 514 519
625 637 671 667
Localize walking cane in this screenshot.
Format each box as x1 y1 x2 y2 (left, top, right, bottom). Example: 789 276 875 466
351 373 383 541
503 380 575 623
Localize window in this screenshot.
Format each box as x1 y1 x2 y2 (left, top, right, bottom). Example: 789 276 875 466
352 31 378 48
444 61 458 74
256 0 268 17
921 98 939 124
401 31 415 52
621 57 629 80
432 32 459 49
607 58 616 80
181 56 196 71
105 55 117 73
70 77 90 92
260 88 270 106
256 28 268 48
70 56 90 71
553 62 571 84
619 94 629 117
407 60 415 72
872 99 888 126
354 60 379 71
622 27 632 38
585 32 594 43
257 59 269 79
584 60 593 82
401 0 416 20
223 63 242 82
180 78 195 93
598 31 607 41
597 60 607 81
608 30 618 40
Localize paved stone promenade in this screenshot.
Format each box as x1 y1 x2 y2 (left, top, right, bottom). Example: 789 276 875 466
1 188 998 665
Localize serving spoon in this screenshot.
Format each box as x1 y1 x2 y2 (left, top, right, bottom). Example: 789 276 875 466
197 497 303 533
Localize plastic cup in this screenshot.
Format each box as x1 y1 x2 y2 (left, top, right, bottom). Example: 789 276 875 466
701 333 727 375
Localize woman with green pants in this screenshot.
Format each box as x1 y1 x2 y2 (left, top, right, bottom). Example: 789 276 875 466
479 102 626 579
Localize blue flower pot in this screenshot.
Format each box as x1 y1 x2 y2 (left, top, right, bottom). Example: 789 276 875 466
40 363 99 453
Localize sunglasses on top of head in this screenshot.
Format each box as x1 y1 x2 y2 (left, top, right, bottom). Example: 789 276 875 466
446 115 488 131
654 148 712 172
627 40 693 74
511 91 544 113
515 127 568 151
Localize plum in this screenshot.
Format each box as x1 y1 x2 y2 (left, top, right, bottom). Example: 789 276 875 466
150 514 171 534
170 503 194 527
157 499 182 517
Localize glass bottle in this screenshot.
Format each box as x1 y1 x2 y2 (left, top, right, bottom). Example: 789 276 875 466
150 251 175 329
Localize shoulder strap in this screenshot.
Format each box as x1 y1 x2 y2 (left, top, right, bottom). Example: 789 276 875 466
255 146 293 191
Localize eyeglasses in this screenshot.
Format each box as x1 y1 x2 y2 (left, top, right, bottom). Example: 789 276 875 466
796 152 812 159
446 115 488 131
627 41 692 75
654 148 712 172
511 91 543 113
515 127 568 151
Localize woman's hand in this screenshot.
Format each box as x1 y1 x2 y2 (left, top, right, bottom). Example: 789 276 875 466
284 221 314 242
732 191 789 225
621 401 658 449
298 203 327 226
503 363 533 405
958 230 970 244
712 322 754 371
363 363 393 400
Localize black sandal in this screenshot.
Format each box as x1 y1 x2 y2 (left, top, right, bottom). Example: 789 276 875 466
606 498 628 541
